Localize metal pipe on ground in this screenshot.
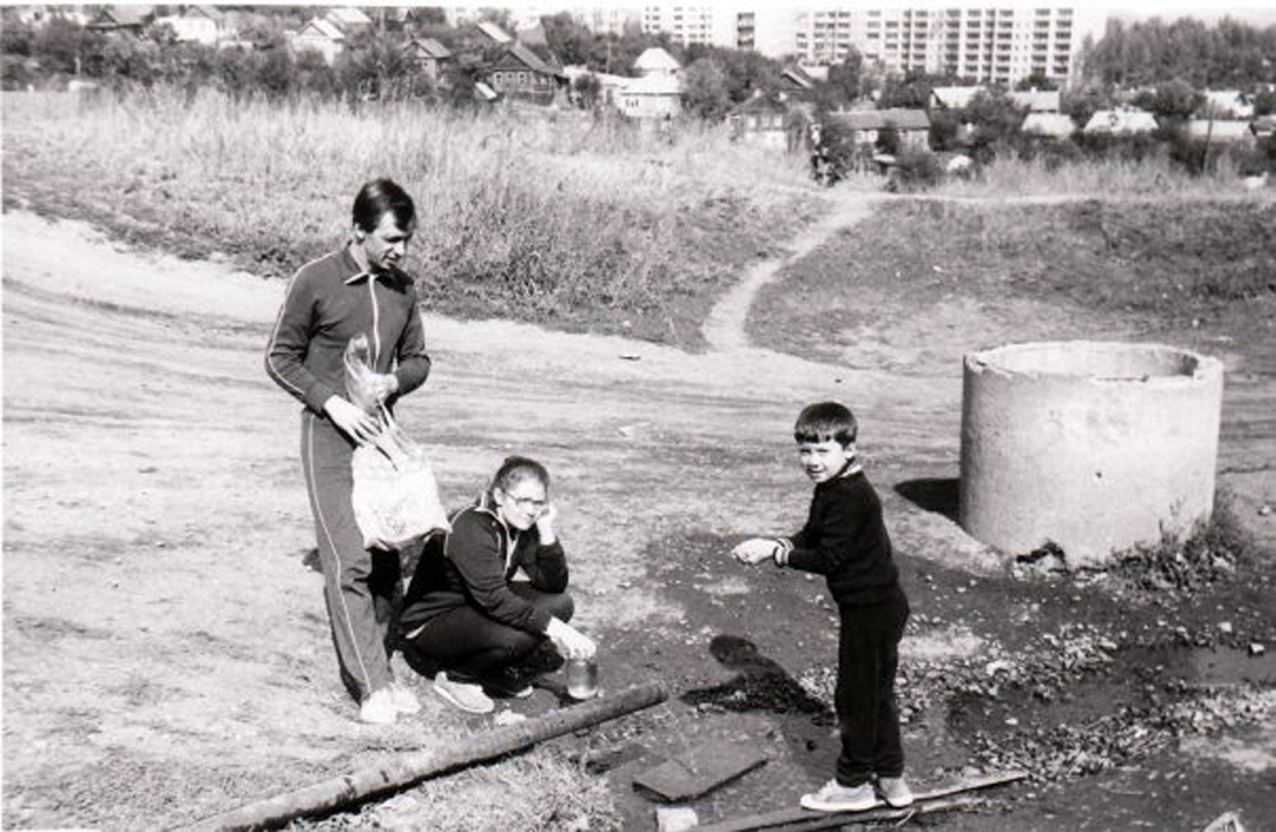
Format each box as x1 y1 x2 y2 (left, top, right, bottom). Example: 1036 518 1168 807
178 681 668 832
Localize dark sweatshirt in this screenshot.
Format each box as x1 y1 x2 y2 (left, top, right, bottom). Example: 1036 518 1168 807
400 494 569 635
265 247 431 414
783 467 902 607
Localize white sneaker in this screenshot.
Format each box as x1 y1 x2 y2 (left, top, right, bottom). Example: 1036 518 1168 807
877 776 914 808
389 680 421 715
433 671 495 714
359 687 398 725
800 779 877 812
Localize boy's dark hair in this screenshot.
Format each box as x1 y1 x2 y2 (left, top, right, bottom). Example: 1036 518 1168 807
491 456 550 493
794 401 857 446
352 178 416 234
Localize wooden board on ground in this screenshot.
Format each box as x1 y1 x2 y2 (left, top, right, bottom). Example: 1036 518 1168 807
695 769 1029 832
632 741 769 802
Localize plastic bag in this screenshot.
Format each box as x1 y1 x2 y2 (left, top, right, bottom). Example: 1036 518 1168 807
343 334 383 414
343 335 449 551
351 414 450 551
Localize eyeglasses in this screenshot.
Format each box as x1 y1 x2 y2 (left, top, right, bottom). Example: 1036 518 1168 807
505 494 546 511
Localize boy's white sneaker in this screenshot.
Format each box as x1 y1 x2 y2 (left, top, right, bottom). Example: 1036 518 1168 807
389 680 421 715
800 780 877 813
877 776 914 808
359 687 399 725
433 671 495 714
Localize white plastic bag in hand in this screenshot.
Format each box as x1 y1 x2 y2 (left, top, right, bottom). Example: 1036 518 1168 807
350 408 450 551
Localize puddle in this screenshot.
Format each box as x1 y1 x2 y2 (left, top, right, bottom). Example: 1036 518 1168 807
1187 646 1276 688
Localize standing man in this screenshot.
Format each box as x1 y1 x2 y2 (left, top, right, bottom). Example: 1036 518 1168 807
266 178 432 725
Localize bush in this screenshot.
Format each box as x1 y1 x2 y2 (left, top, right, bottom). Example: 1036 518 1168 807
889 148 944 192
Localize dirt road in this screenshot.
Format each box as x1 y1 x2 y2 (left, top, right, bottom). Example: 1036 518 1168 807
3 196 1273 830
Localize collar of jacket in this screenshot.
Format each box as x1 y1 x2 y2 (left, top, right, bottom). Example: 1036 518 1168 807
339 246 406 285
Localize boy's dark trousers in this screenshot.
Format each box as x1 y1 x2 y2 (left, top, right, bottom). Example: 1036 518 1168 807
834 586 910 787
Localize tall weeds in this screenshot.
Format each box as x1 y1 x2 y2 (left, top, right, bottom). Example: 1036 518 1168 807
3 88 816 346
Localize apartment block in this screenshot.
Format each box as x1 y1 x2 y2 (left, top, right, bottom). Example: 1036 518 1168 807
641 4 734 47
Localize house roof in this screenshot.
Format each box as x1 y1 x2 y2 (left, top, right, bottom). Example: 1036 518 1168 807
634 47 680 75
476 20 512 44
930 86 983 109
408 38 451 60
1010 89 1061 112
1022 112 1075 138
1084 109 1158 134
496 41 563 77
473 81 499 102
1203 90 1252 117
730 91 788 115
298 17 345 41
89 6 154 28
325 7 371 27
1186 120 1253 141
779 65 814 91
830 108 930 131
620 73 681 97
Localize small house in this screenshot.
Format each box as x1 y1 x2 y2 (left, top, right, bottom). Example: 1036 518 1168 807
1010 89 1061 113
1185 119 1254 144
1251 115 1276 139
405 38 452 85
1083 109 1158 136
1202 90 1253 119
324 7 372 35
487 41 565 105
87 6 154 34
616 72 682 120
827 108 931 151
291 17 345 65
930 85 984 111
154 5 228 46
1022 112 1076 139
728 92 794 150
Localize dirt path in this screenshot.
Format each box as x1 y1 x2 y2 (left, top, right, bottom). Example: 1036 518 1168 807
3 203 1273 831
702 192 881 351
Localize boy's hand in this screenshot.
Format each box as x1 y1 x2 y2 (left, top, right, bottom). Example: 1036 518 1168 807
535 504 558 544
732 538 778 565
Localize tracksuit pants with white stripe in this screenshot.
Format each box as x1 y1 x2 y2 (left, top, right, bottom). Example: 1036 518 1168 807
301 410 398 702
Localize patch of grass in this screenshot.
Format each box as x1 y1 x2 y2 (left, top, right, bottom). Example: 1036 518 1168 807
1109 490 1255 593
750 197 1276 362
300 747 618 831
2 88 820 349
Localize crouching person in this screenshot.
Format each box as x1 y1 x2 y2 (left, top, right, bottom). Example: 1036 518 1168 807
400 456 595 713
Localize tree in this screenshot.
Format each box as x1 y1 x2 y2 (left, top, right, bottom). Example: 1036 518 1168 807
1015 71 1057 91
572 71 601 109
1253 88 1276 117
682 57 730 121
540 12 596 67
823 48 862 108
1140 78 1203 122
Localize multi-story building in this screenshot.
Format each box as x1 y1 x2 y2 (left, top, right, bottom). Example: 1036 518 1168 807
631 2 1096 88
789 4 1080 86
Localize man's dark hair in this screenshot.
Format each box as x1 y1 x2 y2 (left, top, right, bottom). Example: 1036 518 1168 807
352 178 416 234
794 401 857 446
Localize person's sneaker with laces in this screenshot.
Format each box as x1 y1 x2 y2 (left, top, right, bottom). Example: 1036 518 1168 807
358 687 399 725
876 776 914 808
389 680 421 714
433 671 495 714
482 668 534 699
799 780 877 813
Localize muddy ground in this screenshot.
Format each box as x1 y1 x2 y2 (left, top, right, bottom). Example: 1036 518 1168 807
3 192 1274 831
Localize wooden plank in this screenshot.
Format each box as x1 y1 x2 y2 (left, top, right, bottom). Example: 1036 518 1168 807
696 769 1028 832
752 795 983 832
632 741 769 802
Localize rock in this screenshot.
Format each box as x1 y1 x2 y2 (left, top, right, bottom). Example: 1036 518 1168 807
1249 643 1266 657
1258 504 1272 517
1218 621 1233 635
656 807 699 832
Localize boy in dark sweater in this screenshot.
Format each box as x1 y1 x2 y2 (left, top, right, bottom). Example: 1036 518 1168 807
733 401 913 812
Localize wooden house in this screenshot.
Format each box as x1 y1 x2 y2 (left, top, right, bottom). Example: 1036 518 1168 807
487 41 565 105
827 108 931 151
405 38 452 85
